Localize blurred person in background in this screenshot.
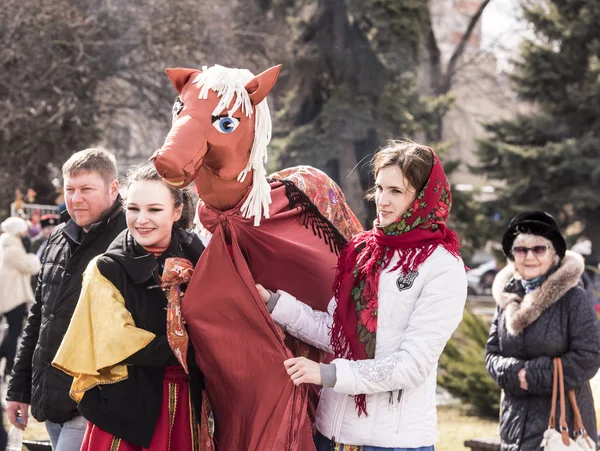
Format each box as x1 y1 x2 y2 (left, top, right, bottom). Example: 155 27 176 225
486 211 600 451
0 217 41 382
571 236 600 301
28 212 42 239
30 214 60 258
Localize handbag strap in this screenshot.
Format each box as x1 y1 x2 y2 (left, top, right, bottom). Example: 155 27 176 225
553 357 571 446
548 358 558 429
568 389 586 434
567 379 594 447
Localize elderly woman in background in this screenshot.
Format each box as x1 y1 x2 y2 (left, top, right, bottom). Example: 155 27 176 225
486 211 600 451
0 217 41 381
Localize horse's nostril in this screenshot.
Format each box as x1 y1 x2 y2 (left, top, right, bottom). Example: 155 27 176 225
149 149 161 162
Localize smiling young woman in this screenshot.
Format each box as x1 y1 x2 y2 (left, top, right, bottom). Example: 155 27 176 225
126 180 183 250
257 140 468 451
53 164 213 451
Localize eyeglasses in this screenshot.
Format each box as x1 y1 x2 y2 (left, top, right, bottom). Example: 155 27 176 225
512 245 552 257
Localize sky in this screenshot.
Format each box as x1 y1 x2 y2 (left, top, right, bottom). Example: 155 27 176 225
480 0 529 70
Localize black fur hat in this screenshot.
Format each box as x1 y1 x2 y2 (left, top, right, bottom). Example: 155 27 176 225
502 211 566 260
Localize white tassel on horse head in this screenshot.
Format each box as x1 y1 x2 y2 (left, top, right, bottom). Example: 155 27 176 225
194 65 273 225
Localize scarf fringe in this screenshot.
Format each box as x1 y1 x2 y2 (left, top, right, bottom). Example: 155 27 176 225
331 308 353 360
331 240 370 417
272 178 348 255
331 306 368 417
331 229 462 416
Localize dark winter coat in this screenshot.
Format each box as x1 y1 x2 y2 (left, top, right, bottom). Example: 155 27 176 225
7 199 126 423
485 251 600 451
77 228 205 447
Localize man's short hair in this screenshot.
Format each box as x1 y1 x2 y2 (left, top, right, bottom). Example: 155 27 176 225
62 147 118 185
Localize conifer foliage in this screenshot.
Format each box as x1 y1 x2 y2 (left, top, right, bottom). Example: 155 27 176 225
438 308 500 419
477 1 600 245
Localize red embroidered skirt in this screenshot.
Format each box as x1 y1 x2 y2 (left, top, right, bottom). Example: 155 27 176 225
81 366 214 451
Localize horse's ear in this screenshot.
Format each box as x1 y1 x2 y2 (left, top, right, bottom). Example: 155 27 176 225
245 65 282 105
166 68 197 93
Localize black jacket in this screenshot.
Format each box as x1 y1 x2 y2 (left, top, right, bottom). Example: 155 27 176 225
7 199 126 423
77 228 205 448
485 251 600 451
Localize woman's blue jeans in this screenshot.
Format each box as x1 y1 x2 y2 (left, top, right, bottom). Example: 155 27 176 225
314 431 435 451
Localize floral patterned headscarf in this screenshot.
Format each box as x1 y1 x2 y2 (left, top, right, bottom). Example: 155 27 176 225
331 148 462 415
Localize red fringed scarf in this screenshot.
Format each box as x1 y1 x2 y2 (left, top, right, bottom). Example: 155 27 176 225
331 149 462 416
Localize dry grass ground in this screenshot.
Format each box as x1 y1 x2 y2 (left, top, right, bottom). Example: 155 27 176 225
4 405 499 449
2 412 49 442
437 405 499 451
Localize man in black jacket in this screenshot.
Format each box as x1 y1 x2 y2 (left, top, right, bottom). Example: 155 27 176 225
5 148 127 451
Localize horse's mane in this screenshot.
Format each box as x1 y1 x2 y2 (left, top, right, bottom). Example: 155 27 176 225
193 65 272 225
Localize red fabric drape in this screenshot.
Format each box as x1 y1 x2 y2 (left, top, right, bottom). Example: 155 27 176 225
183 182 346 450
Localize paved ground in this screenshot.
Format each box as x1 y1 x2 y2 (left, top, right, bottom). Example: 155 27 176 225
467 295 496 317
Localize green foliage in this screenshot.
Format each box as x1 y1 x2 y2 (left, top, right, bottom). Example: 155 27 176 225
448 188 497 266
270 0 457 224
438 309 500 419
349 0 429 66
475 0 600 245
432 143 495 266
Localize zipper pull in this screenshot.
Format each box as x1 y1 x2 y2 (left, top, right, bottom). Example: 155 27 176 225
388 391 394 404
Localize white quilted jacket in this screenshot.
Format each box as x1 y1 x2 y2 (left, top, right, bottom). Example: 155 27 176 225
271 246 467 448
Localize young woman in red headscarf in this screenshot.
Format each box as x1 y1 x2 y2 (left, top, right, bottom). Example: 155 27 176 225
257 140 468 451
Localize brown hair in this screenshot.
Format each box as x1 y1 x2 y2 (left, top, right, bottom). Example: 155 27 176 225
62 147 118 185
366 140 434 200
125 163 195 230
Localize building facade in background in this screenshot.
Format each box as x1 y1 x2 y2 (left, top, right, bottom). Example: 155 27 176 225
430 0 525 191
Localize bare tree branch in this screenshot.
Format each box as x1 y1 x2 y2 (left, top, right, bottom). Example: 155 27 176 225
437 0 493 95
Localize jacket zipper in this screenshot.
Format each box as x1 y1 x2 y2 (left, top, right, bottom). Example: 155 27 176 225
395 389 404 433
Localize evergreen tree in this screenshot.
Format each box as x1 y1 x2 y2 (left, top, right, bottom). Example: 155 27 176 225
438 308 500 419
477 1 600 246
260 0 489 225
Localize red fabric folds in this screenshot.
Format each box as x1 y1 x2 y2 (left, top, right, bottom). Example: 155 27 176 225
183 182 350 450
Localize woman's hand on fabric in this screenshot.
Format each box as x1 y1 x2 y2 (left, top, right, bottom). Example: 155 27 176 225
518 368 528 390
284 357 322 386
256 284 270 304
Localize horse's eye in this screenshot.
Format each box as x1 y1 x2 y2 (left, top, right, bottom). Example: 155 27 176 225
211 115 240 134
172 96 184 123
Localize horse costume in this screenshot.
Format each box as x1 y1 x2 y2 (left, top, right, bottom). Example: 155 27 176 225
150 64 362 451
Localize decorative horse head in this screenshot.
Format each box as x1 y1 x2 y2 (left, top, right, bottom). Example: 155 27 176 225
151 64 281 225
